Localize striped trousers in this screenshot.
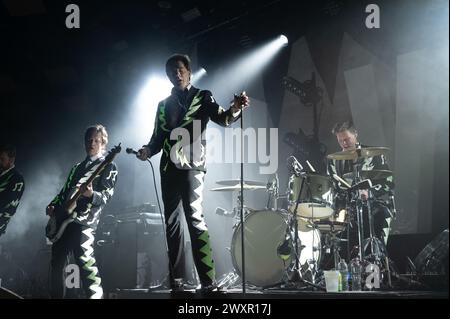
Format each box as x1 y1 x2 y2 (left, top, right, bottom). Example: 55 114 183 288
161 168 215 287
50 222 103 299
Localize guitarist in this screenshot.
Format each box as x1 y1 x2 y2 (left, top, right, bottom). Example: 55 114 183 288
46 124 118 299
0 144 25 238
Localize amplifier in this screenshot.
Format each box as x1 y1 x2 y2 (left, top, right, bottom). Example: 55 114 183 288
96 209 169 291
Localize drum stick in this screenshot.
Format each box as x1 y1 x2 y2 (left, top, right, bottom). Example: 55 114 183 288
306 160 316 173
333 174 351 189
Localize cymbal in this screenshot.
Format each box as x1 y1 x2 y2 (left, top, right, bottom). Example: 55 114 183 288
343 170 393 180
211 185 267 192
327 147 390 160
215 179 267 187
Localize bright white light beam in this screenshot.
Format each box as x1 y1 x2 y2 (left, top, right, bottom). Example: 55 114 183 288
192 67 207 84
134 76 172 139
213 35 289 94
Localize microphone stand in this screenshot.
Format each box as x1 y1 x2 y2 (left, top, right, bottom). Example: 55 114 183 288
239 101 246 295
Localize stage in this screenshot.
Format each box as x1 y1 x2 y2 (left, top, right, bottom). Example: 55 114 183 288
110 288 448 299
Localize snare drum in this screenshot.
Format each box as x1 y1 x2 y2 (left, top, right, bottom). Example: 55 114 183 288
297 228 322 267
314 209 348 233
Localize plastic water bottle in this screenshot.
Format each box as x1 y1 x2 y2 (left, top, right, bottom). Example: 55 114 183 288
337 259 349 291
350 258 362 291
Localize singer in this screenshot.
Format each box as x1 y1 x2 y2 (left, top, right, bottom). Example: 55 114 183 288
137 54 249 292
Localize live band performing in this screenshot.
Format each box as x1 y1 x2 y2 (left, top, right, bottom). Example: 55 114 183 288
0 0 448 301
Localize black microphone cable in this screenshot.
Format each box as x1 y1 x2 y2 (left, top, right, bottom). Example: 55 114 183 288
126 147 174 287
126 148 165 237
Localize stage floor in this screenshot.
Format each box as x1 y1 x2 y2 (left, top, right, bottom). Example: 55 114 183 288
109 288 448 299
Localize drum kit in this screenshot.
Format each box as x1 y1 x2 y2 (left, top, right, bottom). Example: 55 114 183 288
211 145 396 290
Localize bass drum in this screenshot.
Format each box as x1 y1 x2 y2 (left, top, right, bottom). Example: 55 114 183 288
231 209 291 287
297 228 321 267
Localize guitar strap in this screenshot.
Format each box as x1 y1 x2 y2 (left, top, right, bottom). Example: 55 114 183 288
81 157 106 181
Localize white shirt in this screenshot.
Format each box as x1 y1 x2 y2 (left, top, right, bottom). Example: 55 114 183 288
86 153 104 168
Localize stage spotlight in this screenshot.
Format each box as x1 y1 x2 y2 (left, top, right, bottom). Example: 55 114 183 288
209 35 289 99
134 76 172 138
136 76 171 110
192 67 207 84
279 35 288 46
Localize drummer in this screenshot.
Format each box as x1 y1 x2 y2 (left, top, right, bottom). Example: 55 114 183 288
327 121 394 253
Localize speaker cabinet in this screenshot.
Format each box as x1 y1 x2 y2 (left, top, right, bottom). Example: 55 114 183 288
96 213 168 291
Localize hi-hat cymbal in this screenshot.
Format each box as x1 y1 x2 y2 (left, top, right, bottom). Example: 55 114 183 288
211 185 267 192
327 147 390 160
343 170 393 181
215 179 267 187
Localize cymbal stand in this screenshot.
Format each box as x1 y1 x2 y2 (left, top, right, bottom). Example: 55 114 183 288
353 154 365 263
362 191 385 261
288 175 324 290
328 230 345 269
266 174 279 210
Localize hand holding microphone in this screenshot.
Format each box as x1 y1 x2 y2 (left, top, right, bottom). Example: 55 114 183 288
127 146 150 161
230 91 250 113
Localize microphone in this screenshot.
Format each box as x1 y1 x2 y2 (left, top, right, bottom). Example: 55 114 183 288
215 207 227 216
126 148 138 155
215 207 236 218
277 236 292 261
274 173 279 198
287 156 304 177
266 173 278 190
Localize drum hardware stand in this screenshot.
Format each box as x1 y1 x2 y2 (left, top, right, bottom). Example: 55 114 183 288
351 144 388 264
327 230 345 269
266 174 279 210
216 271 241 290
219 194 255 291
263 172 325 291
363 195 396 289
351 149 366 264
287 174 324 291
362 192 387 263
350 148 394 288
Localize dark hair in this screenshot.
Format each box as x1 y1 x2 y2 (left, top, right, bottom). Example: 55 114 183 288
165 54 191 73
331 121 358 135
0 144 16 158
84 124 108 149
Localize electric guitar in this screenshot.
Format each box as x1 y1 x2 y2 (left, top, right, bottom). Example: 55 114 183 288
45 144 121 243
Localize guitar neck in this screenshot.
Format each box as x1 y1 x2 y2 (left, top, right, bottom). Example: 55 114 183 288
62 144 121 213
64 159 110 211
